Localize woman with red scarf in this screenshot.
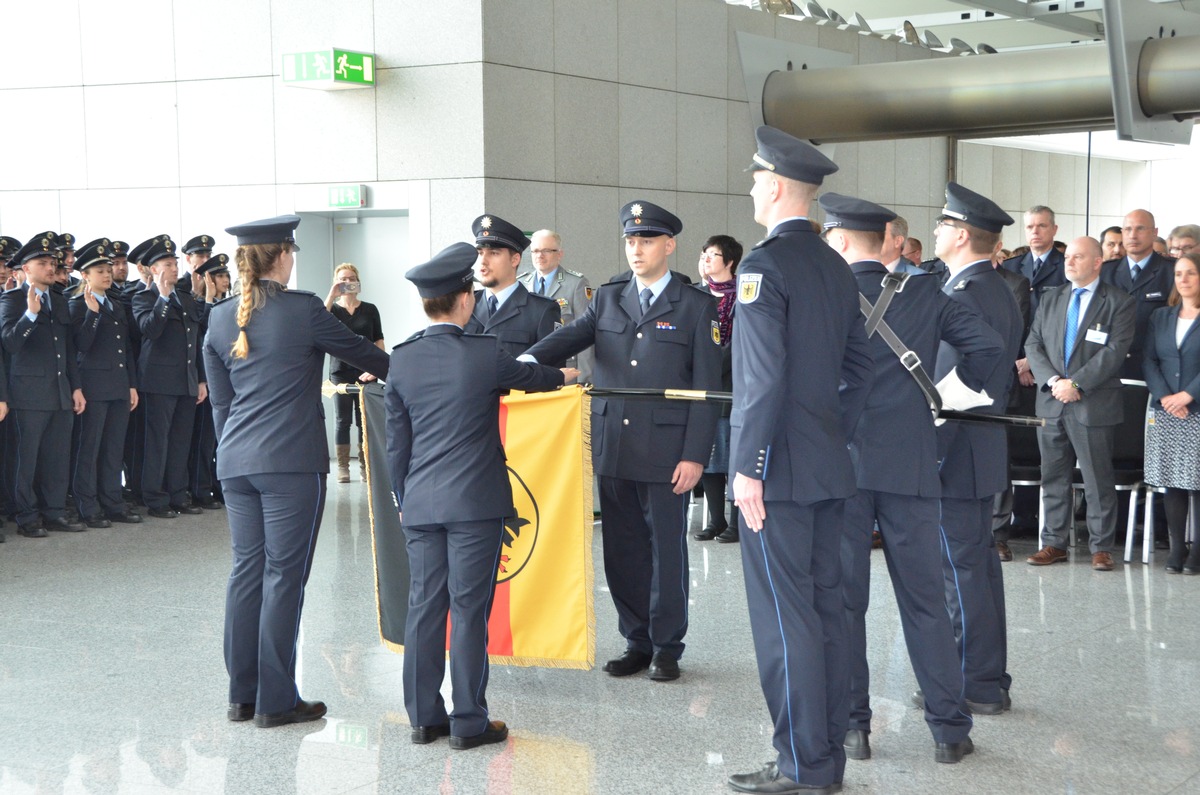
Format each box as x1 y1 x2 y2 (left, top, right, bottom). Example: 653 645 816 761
694 235 742 543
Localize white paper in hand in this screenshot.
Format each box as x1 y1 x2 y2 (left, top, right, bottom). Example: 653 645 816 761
936 367 992 411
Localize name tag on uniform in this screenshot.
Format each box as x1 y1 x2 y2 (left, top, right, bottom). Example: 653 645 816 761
1146 291 1164 300
1085 327 1108 345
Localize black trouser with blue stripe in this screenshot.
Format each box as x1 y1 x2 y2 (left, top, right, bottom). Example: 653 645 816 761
223 472 327 715
940 496 1010 705
741 498 847 789
597 476 690 661
73 397 131 519
843 489 972 743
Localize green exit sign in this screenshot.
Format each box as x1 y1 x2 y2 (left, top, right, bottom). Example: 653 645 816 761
282 48 375 90
328 185 367 208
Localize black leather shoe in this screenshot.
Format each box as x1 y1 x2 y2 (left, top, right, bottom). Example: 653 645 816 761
728 761 841 793
694 524 726 540
45 517 86 532
253 699 327 728
844 728 871 760
910 690 925 709
198 498 224 510
411 723 451 744
602 650 652 677
107 511 144 524
966 689 1011 714
147 508 179 519
18 523 47 538
935 736 975 763
171 504 204 515
647 652 680 682
449 720 508 750
228 703 254 722
716 526 740 543
83 516 112 529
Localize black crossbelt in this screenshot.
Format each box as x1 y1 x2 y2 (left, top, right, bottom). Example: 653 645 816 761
859 272 943 414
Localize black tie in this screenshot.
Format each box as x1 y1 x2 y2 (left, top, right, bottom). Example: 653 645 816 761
1032 257 1043 279
487 294 498 316
535 275 546 295
1130 264 1141 282
639 288 653 317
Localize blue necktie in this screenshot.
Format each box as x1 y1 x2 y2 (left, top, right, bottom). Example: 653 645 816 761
1130 263 1141 283
535 275 546 295
487 294 498 316
1063 287 1085 369
639 288 653 317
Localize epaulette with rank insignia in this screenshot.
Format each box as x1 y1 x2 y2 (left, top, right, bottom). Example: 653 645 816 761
562 266 584 278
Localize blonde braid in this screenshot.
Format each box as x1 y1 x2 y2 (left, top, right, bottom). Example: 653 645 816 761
229 244 281 359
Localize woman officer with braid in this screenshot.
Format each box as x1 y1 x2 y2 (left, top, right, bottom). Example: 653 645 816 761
203 215 389 728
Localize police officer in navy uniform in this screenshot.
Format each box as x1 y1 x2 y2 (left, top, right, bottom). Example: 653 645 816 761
1101 208 1176 378
465 215 562 362
0 233 87 537
121 236 164 504
928 182 1023 715
524 201 722 683
178 233 214 296
133 237 207 518
724 128 873 795
69 239 142 527
0 236 19 536
820 193 1004 765
204 214 389 728
189 253 232 510
386 243 574 749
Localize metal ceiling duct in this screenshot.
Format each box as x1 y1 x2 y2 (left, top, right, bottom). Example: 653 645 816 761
761 35 1200 143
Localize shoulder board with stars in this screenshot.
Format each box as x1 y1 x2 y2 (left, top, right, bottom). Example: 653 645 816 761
953 279 969 291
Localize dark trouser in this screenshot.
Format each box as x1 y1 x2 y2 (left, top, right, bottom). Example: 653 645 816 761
124 401 145 501
992 483 1013 543
597 476 690 660
72 397 131 519
190 399 219 500
142 393 196 510
402 517 505 738
223 472 327 715
742 499 847 789
940 496 1010 705
333 390 363 447
1037 416 1118 553
1 417 16 516
700 472 728 531
843 490 971 743
12 409 73 525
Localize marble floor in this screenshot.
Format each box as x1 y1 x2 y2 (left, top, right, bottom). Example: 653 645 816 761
2 481 1200 794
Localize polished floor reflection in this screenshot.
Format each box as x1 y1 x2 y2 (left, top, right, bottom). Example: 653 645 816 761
2 481 1200 794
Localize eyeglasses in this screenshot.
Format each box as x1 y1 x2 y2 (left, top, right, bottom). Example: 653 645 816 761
700 251 724 261
530 248 560 255
1168 242 1196 256
934 219 960 233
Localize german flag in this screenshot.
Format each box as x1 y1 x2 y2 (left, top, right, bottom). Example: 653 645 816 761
364 384 596 669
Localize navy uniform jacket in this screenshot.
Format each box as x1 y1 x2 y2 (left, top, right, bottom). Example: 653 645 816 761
465 283 562 364
1100 252 1176 378
995 266 1033 343
730 220 874 504
133 284 206 396
385 325 564 526
0 287 79 410
70 294 137 400
851 261 1004 498
524 274 722 483
1002 248 1065 318
1144 305 1200 404
1025 281 1136 425
203 282 390 480
934 262 1024 499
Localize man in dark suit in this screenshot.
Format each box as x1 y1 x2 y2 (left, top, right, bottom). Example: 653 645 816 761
133 238 207 519
523 200 722 685
931 182 1023 717
1025 236 1136 571
821 193 1002 765
992 255 1033 560
0 233 87 537
1101 209 1175 379
465 215 561 363
386 243 573 750
723 128 873 795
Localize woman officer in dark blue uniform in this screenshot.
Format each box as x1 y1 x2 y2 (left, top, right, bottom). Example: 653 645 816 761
203 215 389 728
70 239 142 526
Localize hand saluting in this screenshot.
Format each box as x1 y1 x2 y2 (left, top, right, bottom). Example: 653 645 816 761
26 284 41 315
83 283 100 313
